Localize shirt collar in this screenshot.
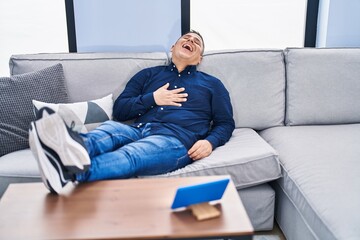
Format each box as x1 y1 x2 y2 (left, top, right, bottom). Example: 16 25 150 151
168 61 197 75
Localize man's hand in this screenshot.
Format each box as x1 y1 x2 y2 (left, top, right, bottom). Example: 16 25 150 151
188 140 213 161
153 83 188 106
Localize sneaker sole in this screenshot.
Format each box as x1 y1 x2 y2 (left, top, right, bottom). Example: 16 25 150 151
35 114 90 172
29 122 64 194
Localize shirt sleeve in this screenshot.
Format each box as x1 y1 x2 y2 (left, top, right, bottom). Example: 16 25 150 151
113 68 156 121
205 80 235 149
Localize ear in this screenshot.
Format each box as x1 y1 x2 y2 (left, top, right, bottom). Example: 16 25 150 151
198 56 203 65
170 45 175 52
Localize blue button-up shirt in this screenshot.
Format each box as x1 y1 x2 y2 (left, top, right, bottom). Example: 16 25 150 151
113 62 235 150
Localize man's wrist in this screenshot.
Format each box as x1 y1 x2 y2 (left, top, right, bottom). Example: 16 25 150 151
204 138 215 150
142 92 157 109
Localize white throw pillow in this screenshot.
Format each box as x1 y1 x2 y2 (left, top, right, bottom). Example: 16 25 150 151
33 94 113 133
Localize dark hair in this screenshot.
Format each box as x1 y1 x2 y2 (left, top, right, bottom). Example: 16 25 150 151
180 30 205 55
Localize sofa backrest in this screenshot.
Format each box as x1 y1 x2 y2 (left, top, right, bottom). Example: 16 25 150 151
10 50 286 131
198 50 285 130
285 48 360 126
10 52 168 102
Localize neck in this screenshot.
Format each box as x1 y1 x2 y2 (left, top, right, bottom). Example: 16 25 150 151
172 58 189 73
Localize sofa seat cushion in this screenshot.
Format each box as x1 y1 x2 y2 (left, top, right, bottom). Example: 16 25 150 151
260 124 360 240
0 149 40 197
144 128 281 189
0 149 39 177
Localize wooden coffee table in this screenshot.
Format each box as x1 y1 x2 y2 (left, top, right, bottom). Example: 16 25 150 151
0 176 253 239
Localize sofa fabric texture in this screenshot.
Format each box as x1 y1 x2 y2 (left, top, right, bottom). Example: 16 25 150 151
260 124 360 239
10 52 168 102
285 48 360 126
238 183 275 231
198 50 285 130
0 149 41 197
0 64 69 156
148 128 281 189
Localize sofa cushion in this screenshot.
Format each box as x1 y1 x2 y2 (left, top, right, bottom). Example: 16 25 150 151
0 149 39 178
0 149 41 198
285 48 360 125
0 64 69 157
198 49 285 130
10 52 168 102
144 128 281 189
33 94 113 133
260 124 360 239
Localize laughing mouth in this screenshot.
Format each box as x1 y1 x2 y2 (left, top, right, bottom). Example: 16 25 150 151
182 43 193 52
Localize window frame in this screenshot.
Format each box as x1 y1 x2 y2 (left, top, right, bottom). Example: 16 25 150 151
65 0 318 52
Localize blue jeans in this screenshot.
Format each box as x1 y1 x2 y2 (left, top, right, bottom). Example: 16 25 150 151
75 121 191 182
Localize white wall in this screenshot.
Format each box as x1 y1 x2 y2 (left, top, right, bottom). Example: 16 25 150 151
317 0 360 47
0 0 68 76
191 0 308 50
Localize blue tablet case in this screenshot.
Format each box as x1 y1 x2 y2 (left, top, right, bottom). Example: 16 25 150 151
171 178 230 209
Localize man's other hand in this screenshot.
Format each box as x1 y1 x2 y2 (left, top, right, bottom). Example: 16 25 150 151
188 140 213 161
153 83 188 106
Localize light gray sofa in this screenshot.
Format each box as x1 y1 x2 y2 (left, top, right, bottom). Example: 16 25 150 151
1 48 359 239
1 50 281 232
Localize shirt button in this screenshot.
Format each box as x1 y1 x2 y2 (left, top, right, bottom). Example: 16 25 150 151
174 86 177 88
160 107 164 110
171 69 173 71
151 106 154 108
188 72 190 75
178 74 181 77
138 113 141 116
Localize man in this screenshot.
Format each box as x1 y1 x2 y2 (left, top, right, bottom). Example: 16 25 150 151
29 30 235 194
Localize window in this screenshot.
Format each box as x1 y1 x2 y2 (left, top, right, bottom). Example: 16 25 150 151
190 0 308 50
72 0 182 53
317 0 360 47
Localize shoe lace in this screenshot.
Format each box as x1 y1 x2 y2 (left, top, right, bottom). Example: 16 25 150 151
70 121 76 131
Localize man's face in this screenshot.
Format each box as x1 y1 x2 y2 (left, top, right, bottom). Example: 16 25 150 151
171 33 204 65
